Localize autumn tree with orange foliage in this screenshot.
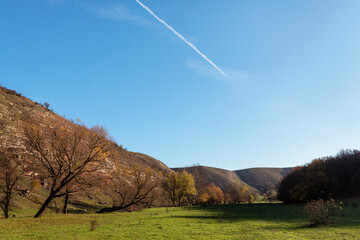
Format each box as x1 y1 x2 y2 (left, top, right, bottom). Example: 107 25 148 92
24 121 112 218
198 182 224 205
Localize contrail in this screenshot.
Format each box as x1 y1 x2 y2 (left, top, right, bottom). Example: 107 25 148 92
135 0 228 78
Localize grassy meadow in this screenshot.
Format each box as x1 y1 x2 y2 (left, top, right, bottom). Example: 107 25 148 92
1 200 360 240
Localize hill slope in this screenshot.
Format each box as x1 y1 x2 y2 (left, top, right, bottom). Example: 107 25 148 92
0 84 292 208
234 167 293 194
0 85 170 173
173 166 259 194
0 85 171 213
174 166 293 195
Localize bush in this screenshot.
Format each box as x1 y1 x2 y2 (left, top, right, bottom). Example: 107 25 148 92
90 219 99 231
305 199 342 225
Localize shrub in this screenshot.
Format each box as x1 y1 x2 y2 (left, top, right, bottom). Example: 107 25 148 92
90 218 99 231
2 87 22 97
248 194 254 204
305 199 342 225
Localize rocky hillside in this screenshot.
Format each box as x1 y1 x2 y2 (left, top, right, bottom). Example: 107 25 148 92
0 85 170 173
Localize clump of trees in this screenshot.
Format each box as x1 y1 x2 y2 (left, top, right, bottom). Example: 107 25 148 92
161 169 254 206
198 182 224 205
278 149 360 203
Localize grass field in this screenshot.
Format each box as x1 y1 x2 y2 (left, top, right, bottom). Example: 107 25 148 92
1 201 360 239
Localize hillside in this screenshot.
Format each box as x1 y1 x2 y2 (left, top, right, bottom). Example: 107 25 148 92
0 84 292 208
174 166 293 195
235 167 293 194
173 166 259 195
0 85 171 213
0 85 170 173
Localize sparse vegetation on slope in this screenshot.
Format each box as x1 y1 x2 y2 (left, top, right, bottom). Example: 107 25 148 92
235 167 293 196
0 85 170 173
0 85 171 216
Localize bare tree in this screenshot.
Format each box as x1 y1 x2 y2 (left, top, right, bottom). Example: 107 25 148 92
186 165 208 204
24 122 111 218
0 147 22 219
97 164 160 213
225 182 251 204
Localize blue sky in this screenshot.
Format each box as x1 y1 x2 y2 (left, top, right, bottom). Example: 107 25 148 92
1 0 360 170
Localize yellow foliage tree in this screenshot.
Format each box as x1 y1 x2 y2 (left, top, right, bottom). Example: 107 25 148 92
162 171 196 206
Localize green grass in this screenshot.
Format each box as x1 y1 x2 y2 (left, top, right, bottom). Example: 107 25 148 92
1 201 360 239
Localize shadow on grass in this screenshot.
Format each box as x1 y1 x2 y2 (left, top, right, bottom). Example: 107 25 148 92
167 203 360 228
48 200 105 214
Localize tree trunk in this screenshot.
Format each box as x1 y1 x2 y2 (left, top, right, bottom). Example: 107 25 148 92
62 194 70 214
1 198 10 219
170 197 176 207
34 194 54 218
4 207 9 219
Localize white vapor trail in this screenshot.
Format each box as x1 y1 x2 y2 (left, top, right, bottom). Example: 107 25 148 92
136 0 228 78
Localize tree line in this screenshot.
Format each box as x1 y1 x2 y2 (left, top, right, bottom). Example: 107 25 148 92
0 120 253 219
278 149 360 203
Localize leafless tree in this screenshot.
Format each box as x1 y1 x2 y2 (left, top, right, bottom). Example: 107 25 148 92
24 121 112 218
97 164 160 213
0 147 22 219
225 182 251 204
187 165 208 203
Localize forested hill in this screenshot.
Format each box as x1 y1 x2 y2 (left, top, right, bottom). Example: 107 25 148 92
278 149 360 203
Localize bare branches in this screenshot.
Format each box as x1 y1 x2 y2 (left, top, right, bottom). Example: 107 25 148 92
97 164 160 213
23 120 112 218
0 146 22 219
